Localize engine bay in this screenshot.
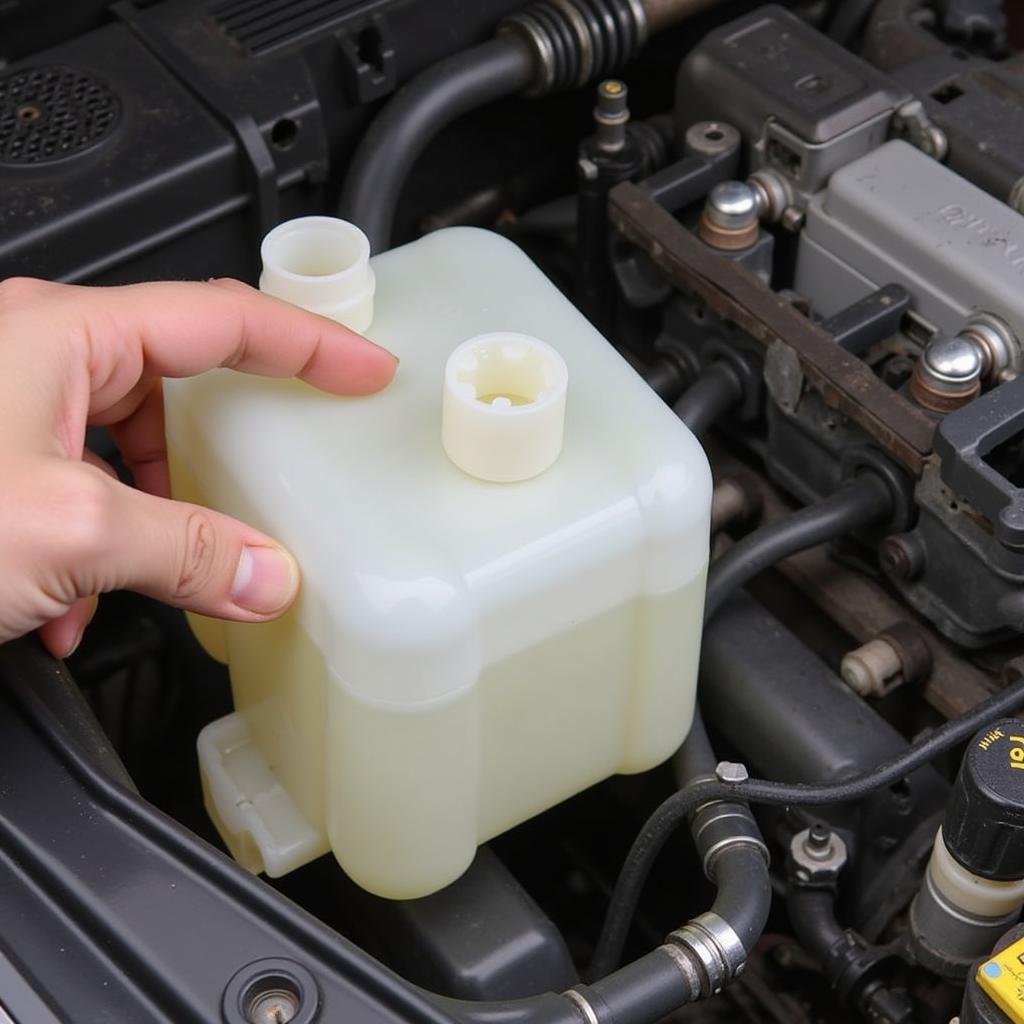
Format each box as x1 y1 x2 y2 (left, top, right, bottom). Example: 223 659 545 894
3 1 1024 1021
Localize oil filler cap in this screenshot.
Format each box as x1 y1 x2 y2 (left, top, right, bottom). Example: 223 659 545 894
943 720 1024 881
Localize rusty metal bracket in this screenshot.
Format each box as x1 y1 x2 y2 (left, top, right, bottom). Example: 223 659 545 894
609 181 936 475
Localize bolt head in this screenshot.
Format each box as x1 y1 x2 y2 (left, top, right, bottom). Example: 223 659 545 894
922 334 983 387
879 535 919 580
715 761 749 784
706 181 758 230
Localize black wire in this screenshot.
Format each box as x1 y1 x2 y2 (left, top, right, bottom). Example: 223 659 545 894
589 672 1024 974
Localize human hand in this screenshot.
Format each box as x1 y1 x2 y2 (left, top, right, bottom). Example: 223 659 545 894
0 276 397 658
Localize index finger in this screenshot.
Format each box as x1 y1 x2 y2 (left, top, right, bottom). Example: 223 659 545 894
6 277 397 421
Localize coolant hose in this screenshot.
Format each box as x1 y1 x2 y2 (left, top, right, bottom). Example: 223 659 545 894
588 705 770 979
786 887 916 1022
673 360 743 437
338 36 535 252
704 474 894 621
678 713 771 955
787 888 847 965
588 471 896 977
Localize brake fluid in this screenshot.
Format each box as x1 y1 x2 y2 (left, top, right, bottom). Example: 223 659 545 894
165 217 710 899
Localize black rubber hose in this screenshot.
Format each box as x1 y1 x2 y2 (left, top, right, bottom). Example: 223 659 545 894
587 473 923 978
673 361 743 437
584 670 1024 987
786 888 846 961
713 848 771 952
786 887 916 1022
587 706 769 978
828 0 879 44
663 712 770 950
704 474 894 621
338 36 536 252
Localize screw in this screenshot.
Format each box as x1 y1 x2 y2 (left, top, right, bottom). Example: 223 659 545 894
715 761 749 784
247 990 298 1024
879 533 924 581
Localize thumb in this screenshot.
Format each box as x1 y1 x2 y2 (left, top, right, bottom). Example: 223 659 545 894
67 468 300 620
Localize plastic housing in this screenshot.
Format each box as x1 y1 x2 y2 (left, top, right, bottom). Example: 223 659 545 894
165 225 711 898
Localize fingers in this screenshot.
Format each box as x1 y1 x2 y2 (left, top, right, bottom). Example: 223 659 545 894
57 465 300 621
95 278 397 405
0 276 398 435
38 596 98 659
106 380 172 497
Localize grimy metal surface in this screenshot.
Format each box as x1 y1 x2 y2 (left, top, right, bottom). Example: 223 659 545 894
609 181 937 475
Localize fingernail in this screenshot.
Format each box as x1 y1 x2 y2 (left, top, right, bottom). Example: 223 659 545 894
374 341 400 367
358 332 398 366
67 625 86 659
231 545 299 615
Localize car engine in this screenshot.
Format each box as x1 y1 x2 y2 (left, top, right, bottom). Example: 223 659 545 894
2 1 1024 1022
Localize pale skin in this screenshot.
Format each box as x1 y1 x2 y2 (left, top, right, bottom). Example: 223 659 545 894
0 276 397 658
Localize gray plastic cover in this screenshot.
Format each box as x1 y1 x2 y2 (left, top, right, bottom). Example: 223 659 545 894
676 4 907 146
796 140 1024 342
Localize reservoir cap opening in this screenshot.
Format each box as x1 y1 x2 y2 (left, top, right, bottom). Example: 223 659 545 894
442 332 568 483
259 216 375 333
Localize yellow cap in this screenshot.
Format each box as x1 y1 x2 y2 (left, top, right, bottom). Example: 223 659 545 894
977 936 1024 1021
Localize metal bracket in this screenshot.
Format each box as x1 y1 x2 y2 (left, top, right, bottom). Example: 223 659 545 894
934 376 1024 550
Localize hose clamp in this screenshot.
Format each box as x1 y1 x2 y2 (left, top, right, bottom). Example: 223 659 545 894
564 988 601 1024
701 834 770 881
690 802 770 880
498 14 555 96
657 942 702 1003
667 912 747 997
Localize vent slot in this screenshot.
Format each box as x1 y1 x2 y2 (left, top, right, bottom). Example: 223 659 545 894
212 0 363 56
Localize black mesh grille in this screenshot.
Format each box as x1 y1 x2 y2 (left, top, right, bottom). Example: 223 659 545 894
0 65 120 166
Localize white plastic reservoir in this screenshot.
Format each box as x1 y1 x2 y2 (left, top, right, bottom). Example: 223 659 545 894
165 218 711 899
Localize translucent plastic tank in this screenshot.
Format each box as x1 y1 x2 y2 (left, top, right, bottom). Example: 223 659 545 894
165 219 711 899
